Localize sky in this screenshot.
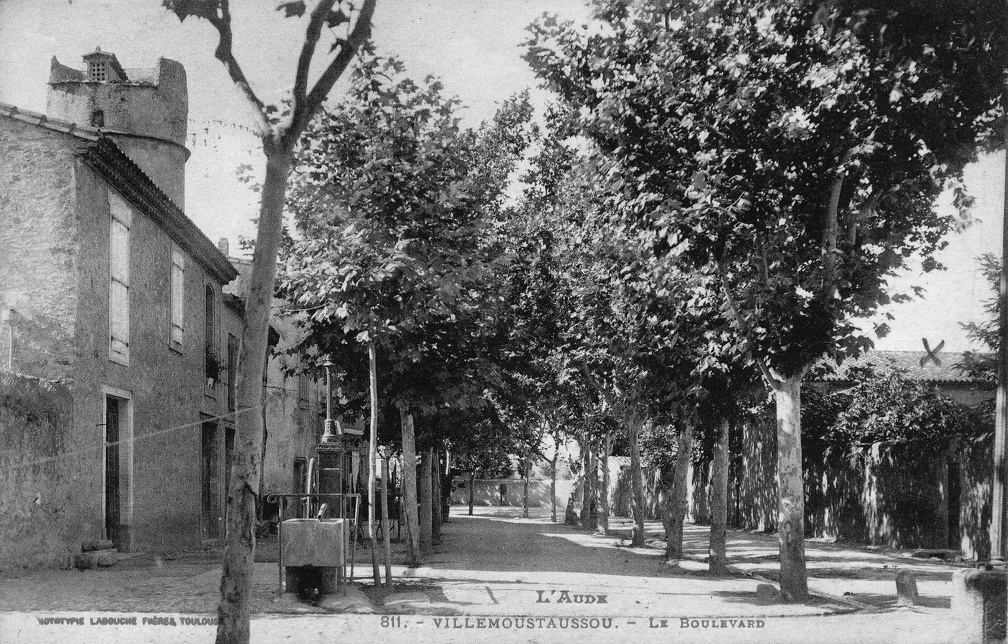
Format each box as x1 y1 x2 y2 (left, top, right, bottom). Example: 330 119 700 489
0 0 1004 353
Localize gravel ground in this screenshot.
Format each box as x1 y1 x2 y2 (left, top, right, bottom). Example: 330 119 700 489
0 505 973 643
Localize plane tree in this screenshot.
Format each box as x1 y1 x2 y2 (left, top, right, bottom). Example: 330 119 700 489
161 1 376 639
526 0 1008 599
485 120 582 521
278 54 532 565
546 158 711 549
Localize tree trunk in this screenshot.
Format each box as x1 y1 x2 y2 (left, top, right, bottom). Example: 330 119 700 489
581 432 593 529
442 452 451 523
565 467 582 525
589 437 599 530
217 151 291 644
666 419 695 562
775 374 808 601
597 428 611 536
468 470 475 516
398 406 421 566
660 462 674 543
550 454 558 523
709 417 730 575
432 449 443 545
367 341 380 587
419 447 433 555
380 456 392 587
629 417 645 547
523 451 531 519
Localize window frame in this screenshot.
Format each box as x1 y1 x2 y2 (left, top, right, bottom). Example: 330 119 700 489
204 284 218 393
170 245 185 353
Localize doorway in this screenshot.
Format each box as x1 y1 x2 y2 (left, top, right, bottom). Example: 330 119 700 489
948 458 962 550
201 420 221 540
104 395 121 547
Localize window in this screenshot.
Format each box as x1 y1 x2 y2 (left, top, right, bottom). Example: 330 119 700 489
170 247 185 350
89 61 107 82
108 192 131 365
227 334 238 412
90 110 104 128
204 285 217 388
298 373 309 408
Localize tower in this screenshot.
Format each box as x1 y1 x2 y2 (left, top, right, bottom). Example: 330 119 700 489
47 47 189 207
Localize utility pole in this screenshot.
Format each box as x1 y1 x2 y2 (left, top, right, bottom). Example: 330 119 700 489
323 359 335 440
991 122 1008 561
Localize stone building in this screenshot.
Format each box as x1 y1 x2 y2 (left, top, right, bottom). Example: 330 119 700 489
0 50 243 567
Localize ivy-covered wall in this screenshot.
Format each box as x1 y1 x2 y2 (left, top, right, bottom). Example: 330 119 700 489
0 372 91 569
607 413 991 559
687 417 992 559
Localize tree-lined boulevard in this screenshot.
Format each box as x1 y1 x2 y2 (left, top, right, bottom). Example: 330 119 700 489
0 506 971 643
3 1 1008 643
146 1 1008 641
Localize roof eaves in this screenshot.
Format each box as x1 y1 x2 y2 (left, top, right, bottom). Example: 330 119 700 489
79 137 237 284
1 101 236 285
0 103 99 142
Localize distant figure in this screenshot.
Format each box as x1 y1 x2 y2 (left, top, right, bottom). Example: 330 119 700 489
921 338 945 367
499 483 507 506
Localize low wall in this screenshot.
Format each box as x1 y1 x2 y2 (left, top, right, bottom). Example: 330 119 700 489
0 372 83 569
450 477 573 511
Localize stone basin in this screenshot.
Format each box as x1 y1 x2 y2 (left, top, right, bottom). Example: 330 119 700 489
280 518 346 568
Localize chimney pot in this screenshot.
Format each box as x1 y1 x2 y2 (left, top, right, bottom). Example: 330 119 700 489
218 238 229 256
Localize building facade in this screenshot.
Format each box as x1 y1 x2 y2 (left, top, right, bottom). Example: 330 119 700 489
0 51 243 567
224 258 328 509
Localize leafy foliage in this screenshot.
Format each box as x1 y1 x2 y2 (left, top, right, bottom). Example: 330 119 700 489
804 364 985 455
278 52 533 431
958 253 1000 384
525 0 1008 378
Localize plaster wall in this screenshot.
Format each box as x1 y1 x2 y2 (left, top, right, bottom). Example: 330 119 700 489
70 160 242 552
47 58 188 206
260 355 325 497
0 119 79 382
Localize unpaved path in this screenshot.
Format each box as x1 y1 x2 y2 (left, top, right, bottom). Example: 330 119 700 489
0 505 969 643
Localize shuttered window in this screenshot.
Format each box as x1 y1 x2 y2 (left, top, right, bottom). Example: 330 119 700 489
170 247 185 349
109 192 131 365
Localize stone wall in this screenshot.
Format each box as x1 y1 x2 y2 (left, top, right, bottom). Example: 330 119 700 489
0 373 89 570
450 477 573 510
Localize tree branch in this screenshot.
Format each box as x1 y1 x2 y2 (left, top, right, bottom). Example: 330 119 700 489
578 359 617 413
716 261 781 389
848 191 879 247
822 149 854 299
286 0 377 146
206 1 272 136
292 0 334 112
